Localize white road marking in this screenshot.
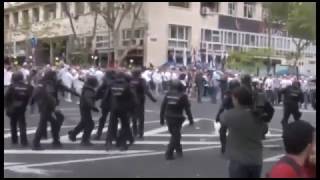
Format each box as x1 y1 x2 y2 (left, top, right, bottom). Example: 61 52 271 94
273 106 316 113
4 149 153 155
4 162 25 166
4 145 221 171
263 154 284 162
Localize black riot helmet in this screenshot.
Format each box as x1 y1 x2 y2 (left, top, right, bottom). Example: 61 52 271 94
228 79 240 92
131 67 142 78
241 74 252 87
85 75 99 88
42 70 57 82
292 80 300 88
11 71 24 83
170 79 184 92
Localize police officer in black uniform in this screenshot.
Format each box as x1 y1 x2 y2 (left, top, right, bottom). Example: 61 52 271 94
31 70 80 150
280 80 304 128
160 80 194 160
215 79 240 154
105 71 137 151
68 76 99 146
5 71 33 146
130 68 157 139
94 70 116 140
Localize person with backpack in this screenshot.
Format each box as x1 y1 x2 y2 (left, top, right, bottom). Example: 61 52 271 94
266 120 315 178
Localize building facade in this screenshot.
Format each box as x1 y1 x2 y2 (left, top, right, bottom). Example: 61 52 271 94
4 2 316 75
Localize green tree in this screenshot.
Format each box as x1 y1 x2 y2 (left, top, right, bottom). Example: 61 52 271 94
263 2 289 74
287 2 316 66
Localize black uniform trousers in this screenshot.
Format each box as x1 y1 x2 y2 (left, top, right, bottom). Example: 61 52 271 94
9 111 28 145
132 105 145 137
33 109 60 146
96 108 110 138
70 108 94 142
281 103 301 128
219 124 227 153
166 119 183 155
106 110 133 146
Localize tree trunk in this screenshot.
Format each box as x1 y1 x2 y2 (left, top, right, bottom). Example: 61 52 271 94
267 23 272 75
112 30 121 67
49 39 53 65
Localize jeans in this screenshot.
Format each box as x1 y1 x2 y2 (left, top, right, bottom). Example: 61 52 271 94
229 160 262 178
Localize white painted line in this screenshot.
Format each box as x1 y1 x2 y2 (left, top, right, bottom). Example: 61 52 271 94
146 133 282 138
4 145 221 170
263 154 284 162
4 149 153 155
273 106 315 113
263 138 282 143
4 162 25 166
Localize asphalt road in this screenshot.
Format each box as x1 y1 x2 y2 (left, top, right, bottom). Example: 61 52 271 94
4 94 316 178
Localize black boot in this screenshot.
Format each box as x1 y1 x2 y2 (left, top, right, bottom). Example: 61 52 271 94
80 141 93 146
176 146 183 158
68 131 76 142
52 141 63 148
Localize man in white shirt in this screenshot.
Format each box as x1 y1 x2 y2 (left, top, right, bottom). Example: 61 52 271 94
273 76 281 105
264 75 274 104
95 67 105 86
20 63 30 82
61 68 74 102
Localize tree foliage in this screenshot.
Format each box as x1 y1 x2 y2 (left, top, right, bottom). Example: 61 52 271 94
227 49 273 74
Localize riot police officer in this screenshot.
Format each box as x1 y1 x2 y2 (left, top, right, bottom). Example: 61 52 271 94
105 71 137 151
215 79 240 154
94 70 116 140
280 80 304 128
130 68 157 139
160 80 194 160
31 70 80 150
5 71 33 146
68 76 99 146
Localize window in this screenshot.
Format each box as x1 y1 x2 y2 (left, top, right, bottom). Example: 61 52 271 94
212 30 219 42
228 2 236 16
169 2 189 8
233 33 237 44
250 35 255 46
170 26 177 39
245 34 249 45
4 15 9 29
75 2 85 16
44 4 56 20
168 25 190 48
228 32 232 44
244 2 255 18
201 2 219 13
178 26 184 39
32 8 39 22
13 12 19 26
22 10 29 25
204 30 211 41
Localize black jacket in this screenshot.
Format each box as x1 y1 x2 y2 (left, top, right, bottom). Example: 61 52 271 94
104 78 137 112
5 82 33 116
281 85 304 105
31 80 79 112
80 85 98 111
130 77 156 105
160 91 193 124
216 92 234 122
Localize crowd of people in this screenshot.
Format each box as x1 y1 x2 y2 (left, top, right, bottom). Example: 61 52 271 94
4 61 316 178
